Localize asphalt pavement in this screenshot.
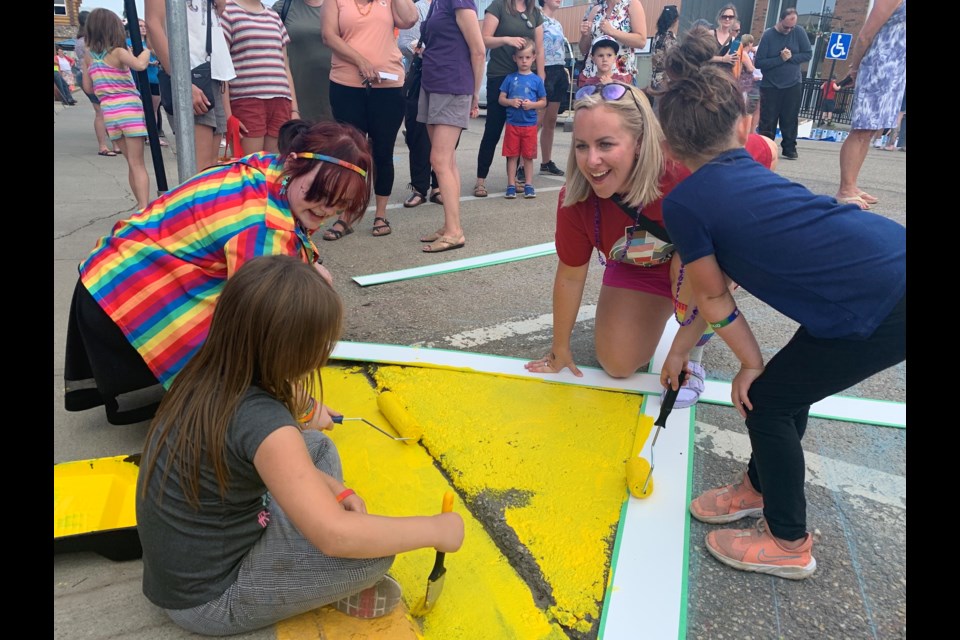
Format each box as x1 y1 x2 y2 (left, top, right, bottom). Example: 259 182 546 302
54 95 906 640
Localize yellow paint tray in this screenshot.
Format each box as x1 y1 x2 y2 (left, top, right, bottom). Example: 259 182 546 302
53 453 143 561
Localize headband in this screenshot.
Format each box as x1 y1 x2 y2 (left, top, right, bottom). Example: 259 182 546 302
295 153 367 178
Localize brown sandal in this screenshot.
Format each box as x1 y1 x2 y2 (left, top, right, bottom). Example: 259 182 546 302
422 234 465 253
322 219 354 241
473 182 488 198
429 189 444 205
371 217 392 237
420 229 445 243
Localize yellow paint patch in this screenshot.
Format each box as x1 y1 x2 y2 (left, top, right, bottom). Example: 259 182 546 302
373 365 642 635
277 604 421 640
291 366 567 640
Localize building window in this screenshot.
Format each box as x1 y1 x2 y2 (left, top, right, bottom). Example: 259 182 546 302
54 1 67 16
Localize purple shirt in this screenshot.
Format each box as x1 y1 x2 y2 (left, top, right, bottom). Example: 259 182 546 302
421 0 478 96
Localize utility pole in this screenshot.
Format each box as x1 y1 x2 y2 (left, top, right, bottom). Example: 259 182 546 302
166 0 198 181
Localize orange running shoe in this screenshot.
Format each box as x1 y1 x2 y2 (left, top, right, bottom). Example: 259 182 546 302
705 519 816 580
690 472 764 524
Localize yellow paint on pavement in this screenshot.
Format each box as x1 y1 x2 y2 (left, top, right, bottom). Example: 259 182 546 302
283 365 568 640
278 604 421 640
374 366 642 635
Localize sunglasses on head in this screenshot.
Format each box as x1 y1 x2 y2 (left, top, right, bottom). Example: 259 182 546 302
575 82 642 113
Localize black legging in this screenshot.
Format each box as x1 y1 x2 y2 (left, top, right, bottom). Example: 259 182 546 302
404 88 438 197
476 74 507 180
330 82 405 197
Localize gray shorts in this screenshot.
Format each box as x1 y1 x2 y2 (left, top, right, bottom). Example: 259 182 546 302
173 80 227 135
416 90 472 130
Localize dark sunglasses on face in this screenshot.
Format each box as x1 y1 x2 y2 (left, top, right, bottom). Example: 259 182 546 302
575 82 642 113
721 14 735 19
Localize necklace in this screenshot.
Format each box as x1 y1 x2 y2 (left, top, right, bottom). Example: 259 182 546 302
354 0 373 16
593 195 638 267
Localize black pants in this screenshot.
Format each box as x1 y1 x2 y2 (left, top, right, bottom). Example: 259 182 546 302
758 83 802 154
64 280 165 425
404 89 438 197
476 75 507 179
54 71 73 103
329 82 405 197
743 294 906 541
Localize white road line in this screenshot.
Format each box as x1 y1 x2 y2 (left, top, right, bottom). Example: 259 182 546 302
435 305 597 348
694 421 906 509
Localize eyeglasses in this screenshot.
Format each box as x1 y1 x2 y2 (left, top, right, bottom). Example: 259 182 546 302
720 14 735 20
520 12 534 29
575 82 642 114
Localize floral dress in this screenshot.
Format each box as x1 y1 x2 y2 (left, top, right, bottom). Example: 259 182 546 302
579 0 637 86
649 30 676 90
852 0 906 130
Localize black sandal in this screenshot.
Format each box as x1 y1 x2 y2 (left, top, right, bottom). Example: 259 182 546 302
371 217 392 237
429 190 443 205
322 219 354 241
404 191 427 208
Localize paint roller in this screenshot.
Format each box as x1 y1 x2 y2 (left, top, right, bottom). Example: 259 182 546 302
626 371 685 499
376 390 423 444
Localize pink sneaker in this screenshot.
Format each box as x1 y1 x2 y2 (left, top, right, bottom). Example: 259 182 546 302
705 519 817 580
690 472 763 524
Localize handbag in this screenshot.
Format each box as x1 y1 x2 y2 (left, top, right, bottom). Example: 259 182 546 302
158 0 215 114
191 0 216 107
404 0 436 101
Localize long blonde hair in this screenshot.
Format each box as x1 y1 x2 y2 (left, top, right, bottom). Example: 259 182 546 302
563 83 664 208
140 255 343 509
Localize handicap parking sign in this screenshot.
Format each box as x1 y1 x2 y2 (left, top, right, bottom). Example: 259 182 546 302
825 32 852 60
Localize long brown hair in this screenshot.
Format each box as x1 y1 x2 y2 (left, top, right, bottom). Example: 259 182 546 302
140 255 344 508
283 121 373 227
85 8 127 54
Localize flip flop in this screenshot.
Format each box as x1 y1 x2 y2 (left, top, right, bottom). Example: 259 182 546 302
422 235 465 253
97 150 118 157
322 219 354 241
838 195 870 210
857 191 879 205
371 217 392 237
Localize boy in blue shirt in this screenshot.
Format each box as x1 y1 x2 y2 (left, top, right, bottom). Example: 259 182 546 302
499 39 547 199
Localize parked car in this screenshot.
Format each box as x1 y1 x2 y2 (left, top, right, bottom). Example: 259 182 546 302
478 38 576 111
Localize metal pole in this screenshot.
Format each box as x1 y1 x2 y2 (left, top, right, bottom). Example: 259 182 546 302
124 0 169 194
166 0 197 181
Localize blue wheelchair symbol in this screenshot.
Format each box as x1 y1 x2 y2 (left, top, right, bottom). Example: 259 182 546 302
826 33 852 60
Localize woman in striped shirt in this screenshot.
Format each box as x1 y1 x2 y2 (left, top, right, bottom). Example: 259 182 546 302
220 0 300 154
64 121 372 426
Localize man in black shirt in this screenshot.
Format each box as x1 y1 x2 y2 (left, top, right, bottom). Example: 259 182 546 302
755 8 812 160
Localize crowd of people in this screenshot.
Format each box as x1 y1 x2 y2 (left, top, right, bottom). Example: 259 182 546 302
59 0 905 634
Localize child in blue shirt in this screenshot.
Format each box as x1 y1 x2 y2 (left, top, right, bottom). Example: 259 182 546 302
656 28 905 581
499 39 546 199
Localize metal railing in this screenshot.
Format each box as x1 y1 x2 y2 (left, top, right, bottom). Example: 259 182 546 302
799 78 855 126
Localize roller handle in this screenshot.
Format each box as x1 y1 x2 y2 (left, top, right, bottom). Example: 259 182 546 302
655 370 687 428
428 491 455 580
